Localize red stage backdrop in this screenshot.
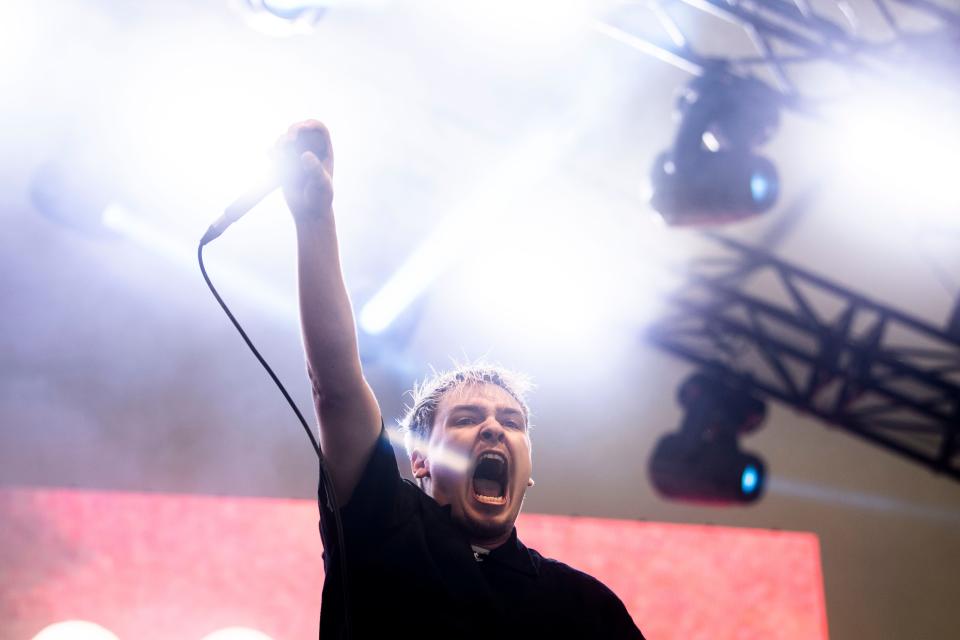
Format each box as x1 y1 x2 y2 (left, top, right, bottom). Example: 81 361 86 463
0 488 828 639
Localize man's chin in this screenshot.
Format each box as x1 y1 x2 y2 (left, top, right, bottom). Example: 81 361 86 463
457 509 513 545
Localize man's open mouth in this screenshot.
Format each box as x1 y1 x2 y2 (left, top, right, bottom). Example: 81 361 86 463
472 451 508 506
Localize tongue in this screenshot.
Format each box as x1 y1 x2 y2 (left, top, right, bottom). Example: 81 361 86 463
474 478 502 498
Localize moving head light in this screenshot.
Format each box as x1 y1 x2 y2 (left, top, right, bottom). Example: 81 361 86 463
649 372 768 504
651 70 781 226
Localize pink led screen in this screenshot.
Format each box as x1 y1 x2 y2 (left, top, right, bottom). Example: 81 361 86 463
0 488 828 639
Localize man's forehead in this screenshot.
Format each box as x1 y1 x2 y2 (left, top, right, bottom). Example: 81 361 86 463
436 382 523 414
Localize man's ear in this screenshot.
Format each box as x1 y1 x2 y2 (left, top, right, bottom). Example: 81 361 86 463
410 449 431 480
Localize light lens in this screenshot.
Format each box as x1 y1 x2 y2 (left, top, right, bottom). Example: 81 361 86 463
741 465 760 494
750 173 770 203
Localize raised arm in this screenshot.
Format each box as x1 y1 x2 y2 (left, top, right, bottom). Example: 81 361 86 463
279 120 382 506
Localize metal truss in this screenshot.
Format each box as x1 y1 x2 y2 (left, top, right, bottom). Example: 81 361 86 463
595 0 960 110
648 233 960 481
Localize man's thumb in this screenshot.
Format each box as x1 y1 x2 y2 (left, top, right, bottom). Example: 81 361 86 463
302 150 332 183
301 150 321 172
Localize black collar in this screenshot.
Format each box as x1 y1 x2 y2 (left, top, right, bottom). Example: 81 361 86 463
485 527 539 577
436 501 539 577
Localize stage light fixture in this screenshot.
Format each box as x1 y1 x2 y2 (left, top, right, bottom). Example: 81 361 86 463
236 0 329 37
650 70 781 226
649 372 768 504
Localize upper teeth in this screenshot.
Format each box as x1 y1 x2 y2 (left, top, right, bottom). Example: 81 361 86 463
480 452 505 463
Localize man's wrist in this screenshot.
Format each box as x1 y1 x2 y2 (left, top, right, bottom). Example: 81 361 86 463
294 208 335 235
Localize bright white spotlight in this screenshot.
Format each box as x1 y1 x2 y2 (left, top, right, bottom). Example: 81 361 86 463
31 621 119 640
446 177 678 350
452 201 608 342
112 34 310 228
359 126 581 336
824 86 960 224
200 627 275 640
0 0 38 86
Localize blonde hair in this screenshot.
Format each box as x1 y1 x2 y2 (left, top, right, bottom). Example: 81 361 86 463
398 361 533 456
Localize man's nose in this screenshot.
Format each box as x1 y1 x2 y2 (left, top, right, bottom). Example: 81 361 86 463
479 419 506 442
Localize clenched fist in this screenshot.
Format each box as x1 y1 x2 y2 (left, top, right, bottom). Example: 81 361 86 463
277 119 335 223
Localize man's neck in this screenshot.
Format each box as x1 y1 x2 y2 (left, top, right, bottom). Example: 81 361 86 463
469 529 512 551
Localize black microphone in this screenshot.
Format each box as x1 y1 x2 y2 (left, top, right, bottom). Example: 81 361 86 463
200 171 278 246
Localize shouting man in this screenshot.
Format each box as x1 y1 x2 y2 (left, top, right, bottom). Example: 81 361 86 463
281 120 644 638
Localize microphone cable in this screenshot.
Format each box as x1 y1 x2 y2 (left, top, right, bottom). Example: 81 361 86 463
197 239 353 639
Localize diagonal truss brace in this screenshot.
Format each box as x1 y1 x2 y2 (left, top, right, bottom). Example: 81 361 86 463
596 0 960 109
648 233 960 481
